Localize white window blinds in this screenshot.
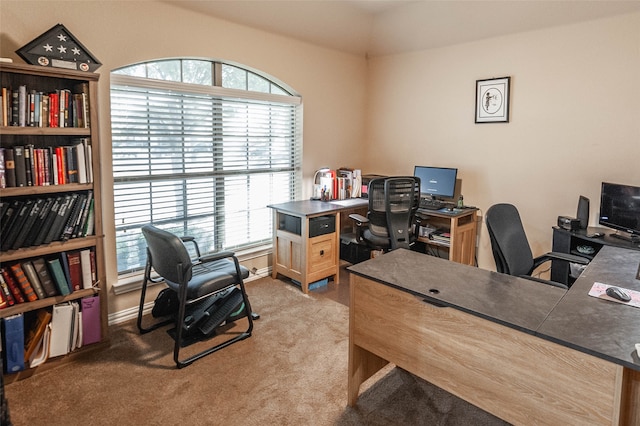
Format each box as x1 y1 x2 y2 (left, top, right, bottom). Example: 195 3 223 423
111 74 302 274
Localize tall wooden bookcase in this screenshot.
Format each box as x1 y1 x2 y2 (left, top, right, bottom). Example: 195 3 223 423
0 63 108 380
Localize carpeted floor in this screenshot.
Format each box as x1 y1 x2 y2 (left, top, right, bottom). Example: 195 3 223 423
4 274 509 425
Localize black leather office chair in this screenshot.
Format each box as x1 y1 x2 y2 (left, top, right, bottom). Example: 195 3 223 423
485 203 589 289
137 225 255 368
350 176 421 251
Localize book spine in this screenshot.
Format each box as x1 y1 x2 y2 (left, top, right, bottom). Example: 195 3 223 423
0 270 16 306
21 261 47 300
0 148 5 188
9 263 38 302
13 145 26 187
79 249 93 289
32 257 58 297
11 89 19 126
66 251 82 292
2 313 25 372
18 85 26 126
3 147 16 187
46 258 71 296
1 268 22 304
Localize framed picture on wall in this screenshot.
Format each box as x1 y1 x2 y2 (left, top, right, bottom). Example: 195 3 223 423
475 76 510 123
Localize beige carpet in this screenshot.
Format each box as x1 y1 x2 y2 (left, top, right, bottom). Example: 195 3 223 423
4 276 509 425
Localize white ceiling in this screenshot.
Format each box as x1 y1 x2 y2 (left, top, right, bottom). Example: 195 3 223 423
164 1 640 57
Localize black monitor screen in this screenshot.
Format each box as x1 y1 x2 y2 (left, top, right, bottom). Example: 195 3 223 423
598 182 640 236
413 166 458 199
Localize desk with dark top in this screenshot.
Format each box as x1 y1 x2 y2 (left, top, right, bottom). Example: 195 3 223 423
347 246 640 425
268 198 368 293
552 226 640 286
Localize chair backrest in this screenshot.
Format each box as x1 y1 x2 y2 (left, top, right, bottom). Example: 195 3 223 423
485 203 535 276
367 176 420 250
141 225 193 284
367 178 390 238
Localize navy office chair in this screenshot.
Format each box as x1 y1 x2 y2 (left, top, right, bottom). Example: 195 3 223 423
485 203 589 289
137 225 256 368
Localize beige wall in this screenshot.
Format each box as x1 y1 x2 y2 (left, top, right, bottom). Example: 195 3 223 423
0 1 368 317
365 12 640 270
1 2 639 316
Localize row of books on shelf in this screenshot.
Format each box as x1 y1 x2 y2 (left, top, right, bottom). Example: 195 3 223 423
2 295 101 372
0 249 96 308
0 83 90 128
1 190 94 251
0 139 93 188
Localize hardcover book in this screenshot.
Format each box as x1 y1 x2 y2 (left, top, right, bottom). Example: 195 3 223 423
32 258 58 297
23 310 52 363
81 295 101 346
9 263 38 302
20 261 46 300
49 303 74 358
46 258 70 296
0 268 23 304
2 313 25 373
65 251 82 292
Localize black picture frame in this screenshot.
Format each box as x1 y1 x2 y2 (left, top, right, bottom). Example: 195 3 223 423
475 76 510 123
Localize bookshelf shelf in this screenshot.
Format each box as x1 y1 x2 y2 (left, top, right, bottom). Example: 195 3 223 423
0 126 91 136
1 63 108 378
0 182 93 197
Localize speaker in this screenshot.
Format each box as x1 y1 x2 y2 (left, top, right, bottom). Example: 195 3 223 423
577 195 589 230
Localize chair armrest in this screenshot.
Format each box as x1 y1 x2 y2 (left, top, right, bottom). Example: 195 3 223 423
349 213 369 226
181 236 202 258
533 251 590 269
199 250 236 263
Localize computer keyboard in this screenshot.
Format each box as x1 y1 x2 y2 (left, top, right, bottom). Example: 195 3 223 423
419 198 445 210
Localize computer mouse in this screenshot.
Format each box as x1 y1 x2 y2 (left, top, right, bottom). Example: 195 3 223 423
446 206 454 212
606 286 631 302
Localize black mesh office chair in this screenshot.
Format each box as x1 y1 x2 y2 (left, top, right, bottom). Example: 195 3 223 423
350 176 421 251
485 203 589 289
137 225 255 368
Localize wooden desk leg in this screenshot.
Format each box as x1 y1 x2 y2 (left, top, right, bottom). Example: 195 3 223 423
347 343 389 406
616 366 640 425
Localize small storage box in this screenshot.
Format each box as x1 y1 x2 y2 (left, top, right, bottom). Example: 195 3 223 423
309 215 335 238
340 234 371 264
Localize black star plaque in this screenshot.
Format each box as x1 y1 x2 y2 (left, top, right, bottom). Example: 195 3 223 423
16 23 101 72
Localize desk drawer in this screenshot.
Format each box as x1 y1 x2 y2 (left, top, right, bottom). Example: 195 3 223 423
309 215 335 238
308 235 337 274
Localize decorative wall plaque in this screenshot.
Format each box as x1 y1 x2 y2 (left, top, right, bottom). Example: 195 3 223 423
16 23 101 72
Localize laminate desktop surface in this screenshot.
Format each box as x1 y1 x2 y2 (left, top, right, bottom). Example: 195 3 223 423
347 246 640 425
348 246 640 369
539 245 640 368
348 248 566 334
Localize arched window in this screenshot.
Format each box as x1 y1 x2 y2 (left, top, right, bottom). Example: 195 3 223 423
110 59 302 275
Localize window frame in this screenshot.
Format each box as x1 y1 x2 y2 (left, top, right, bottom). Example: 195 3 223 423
110 59 302 282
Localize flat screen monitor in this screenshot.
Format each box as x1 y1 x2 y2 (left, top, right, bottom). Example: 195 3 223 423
413 166 458 200
598 182 640 240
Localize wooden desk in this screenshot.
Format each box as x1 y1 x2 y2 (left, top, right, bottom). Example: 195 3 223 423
416 208 479 265
268 198 367 293
347 247 640 425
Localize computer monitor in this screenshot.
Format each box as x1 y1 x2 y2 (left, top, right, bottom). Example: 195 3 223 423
413 166 458 200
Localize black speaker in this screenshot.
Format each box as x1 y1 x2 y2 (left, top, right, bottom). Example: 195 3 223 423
577 195 589 229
